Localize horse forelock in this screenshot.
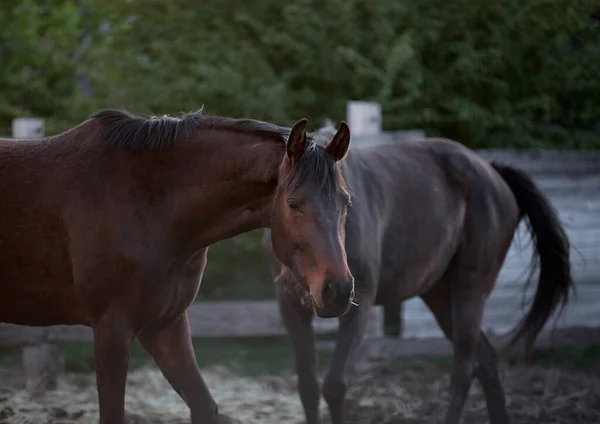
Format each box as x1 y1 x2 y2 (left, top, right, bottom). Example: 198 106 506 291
282 142 349 201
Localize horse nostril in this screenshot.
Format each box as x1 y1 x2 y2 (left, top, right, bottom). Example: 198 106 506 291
321 280 337 304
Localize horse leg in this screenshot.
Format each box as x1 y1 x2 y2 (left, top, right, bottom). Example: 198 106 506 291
93 311 135 424
322 303 370 424
445 290 483 424
137 311 220 423
422 282 510 424
277 289 320 424
473 332 509 424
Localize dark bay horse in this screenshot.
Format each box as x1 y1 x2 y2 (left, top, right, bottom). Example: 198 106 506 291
0 110 355 424
263 122 573 424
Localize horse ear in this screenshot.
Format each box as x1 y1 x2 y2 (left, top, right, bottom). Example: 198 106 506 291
287 118 308 164
326 121 350 162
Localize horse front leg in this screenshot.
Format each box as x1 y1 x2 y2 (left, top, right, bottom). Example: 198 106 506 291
322 301 371 424
277 285 320 424
93 309 135 424
137 311 234 424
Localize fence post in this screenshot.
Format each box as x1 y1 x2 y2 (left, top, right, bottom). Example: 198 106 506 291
346 101 381 136
345 101 404 338
12 118 45 140
12 117 61 395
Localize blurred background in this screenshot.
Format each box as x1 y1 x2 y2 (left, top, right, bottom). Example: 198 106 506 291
2 0 599 300
1 1 600 423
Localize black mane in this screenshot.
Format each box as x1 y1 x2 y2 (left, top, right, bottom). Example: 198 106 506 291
89 108 292 151
89 108 346 196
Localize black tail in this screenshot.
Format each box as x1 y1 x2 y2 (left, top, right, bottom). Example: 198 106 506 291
491 162 574 355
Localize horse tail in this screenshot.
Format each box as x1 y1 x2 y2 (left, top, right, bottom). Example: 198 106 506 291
491 162 574 354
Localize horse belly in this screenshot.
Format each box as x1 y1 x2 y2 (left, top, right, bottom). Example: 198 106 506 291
376 221 463 304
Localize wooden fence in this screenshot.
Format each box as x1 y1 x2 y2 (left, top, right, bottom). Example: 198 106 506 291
3 301 600 360
0 301 385 345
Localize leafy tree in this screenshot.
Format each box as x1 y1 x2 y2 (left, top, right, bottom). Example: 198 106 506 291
0 0 103 134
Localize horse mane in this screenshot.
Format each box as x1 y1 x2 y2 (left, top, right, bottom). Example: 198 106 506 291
90 108 346 197
89 108 292 151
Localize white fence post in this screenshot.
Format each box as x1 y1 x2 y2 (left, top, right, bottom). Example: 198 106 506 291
12 118 45 139
346 101 382 137
11 117 60 395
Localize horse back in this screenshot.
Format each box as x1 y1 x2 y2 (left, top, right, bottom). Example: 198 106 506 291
344 139 519 303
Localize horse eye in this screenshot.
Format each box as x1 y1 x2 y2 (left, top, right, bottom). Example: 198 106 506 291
287 199 302 211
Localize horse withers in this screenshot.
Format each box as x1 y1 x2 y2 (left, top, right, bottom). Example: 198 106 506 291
263 122 573 424
0 110 354 424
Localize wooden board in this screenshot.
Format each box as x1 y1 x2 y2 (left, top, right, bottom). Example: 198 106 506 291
0 302 384 347
316 326 600 360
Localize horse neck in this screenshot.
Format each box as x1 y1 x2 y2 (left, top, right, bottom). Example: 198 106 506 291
171 131 284 252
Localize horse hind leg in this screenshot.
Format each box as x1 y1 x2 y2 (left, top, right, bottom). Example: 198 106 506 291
474 332 509 424
421 275 509 424
443 283 481 424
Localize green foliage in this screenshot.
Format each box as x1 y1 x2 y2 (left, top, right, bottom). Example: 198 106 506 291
199 231 275 300
0 0 105 134
377 0 600 148
2 0 597 143
1 0 598 298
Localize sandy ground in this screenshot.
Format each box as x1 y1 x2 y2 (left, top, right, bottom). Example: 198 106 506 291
0 359 599 424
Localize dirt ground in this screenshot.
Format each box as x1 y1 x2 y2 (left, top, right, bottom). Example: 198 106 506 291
0 359 599 424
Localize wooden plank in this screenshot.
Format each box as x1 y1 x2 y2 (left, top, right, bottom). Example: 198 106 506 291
550 200 600 213
497 262 600 286
315 326 600 360
185 301 383 338
503 241 600 259
401 276 600 340
558 213 600 229
498 258 600 276
0 302 384 347
475 150 600 175
348 144 600 177
492 276 600 293
402 308 600 341
525 176 600 193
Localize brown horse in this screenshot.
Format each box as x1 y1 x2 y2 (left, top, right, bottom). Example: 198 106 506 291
0 110 355 424
262 122 574 424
